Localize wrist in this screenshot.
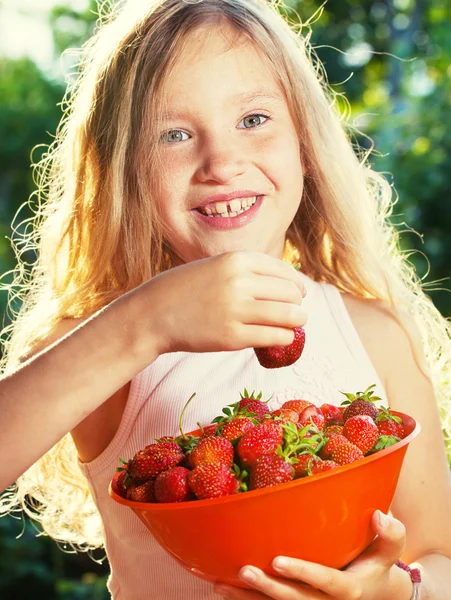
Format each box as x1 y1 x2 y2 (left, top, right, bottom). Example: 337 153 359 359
395 560 422 600
387 561 416 600
119 280 166 364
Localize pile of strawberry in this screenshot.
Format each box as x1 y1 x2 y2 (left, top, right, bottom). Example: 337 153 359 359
111 385 406 504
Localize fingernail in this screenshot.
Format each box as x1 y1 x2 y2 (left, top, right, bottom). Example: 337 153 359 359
239 566 257 583
378 510 390 528
273 556 289 571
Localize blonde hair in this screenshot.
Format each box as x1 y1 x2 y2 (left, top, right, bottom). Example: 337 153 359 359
1 0 450 551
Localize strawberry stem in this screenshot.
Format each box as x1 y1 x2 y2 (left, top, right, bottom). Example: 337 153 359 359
179 393 197 440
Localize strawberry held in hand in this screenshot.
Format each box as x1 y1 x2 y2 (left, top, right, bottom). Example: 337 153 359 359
254 262 306 369
254 326 306 369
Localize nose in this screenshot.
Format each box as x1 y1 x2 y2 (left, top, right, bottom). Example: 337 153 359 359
194 134 247 184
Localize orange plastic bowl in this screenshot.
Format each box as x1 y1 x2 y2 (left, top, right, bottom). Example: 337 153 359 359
109 411 420 587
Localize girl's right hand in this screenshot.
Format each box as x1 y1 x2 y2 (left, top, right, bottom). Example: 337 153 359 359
147 251 307 355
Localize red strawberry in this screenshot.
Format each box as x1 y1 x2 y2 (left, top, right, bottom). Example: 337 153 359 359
111 470 128 498
324 424 344 437
269 409 299 423
377 419 404 438
126 481 156 503
237 391 271 420
188 463 239 500
343 415 379 454
187 436 234 469
154 466 194 503
249 455 293 490
319 434 349 460
319 404 343 425
281 399 313 414
220 417 255 441
341 384 381 423
128 441 184 484
237 422 284 467
292 453 320 478
254 327 306 369
298 405 325 430
309 459 339 475
200 424 218 437
376 407 405 439
331 441 364 465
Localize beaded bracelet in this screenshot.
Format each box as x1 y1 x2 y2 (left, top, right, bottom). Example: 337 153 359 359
395 559 421 599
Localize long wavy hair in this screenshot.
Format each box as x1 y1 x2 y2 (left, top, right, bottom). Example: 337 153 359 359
1 0 450 551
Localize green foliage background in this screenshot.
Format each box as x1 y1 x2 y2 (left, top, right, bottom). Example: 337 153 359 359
0 0 450 598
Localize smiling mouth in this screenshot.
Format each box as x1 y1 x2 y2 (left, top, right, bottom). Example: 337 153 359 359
196 196 260 217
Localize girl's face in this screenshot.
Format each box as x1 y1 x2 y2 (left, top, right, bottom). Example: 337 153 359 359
154 22 305 264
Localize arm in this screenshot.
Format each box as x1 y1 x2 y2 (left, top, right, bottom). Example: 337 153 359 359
0 284 162 492
0 251 307 492
344 295 451 598
381 307 451 599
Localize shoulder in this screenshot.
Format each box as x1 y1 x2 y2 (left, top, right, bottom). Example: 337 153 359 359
341 293 429 392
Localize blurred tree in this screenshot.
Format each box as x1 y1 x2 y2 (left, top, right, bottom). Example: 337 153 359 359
0 57 66 320
292 0 451 314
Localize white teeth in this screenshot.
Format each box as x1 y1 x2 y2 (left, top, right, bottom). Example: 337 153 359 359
198 196 259 217
229 199 242 213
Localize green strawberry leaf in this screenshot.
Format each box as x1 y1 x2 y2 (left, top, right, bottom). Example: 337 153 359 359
370 435 401 452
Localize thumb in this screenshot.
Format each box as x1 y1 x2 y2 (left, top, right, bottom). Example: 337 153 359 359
364 510 407 568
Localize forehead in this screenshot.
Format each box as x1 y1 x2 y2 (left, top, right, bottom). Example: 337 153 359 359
158 22 284 112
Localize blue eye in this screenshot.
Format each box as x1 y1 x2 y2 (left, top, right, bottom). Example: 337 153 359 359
161 130 190 144
239 114 270 129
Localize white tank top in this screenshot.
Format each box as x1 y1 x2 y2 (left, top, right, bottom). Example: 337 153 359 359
78 274 387 599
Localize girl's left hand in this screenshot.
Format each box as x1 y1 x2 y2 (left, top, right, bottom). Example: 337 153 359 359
213 510 410 600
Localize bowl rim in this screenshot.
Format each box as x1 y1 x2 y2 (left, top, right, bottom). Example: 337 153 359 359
109 410 420 511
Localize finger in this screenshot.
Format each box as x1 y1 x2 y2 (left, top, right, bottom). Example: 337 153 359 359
362 510 407 568
236 565 327 599
272 557 352 598
246 252 306 295
237 324 296 349
247 275 304 305
243 301 307 329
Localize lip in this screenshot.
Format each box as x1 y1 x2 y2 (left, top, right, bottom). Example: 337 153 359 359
194 190 263 209
192 195 264 230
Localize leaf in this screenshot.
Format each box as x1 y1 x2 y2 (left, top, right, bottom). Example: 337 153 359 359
340 391 357 401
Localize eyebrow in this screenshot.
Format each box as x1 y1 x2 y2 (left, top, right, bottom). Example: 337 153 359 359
159 88 284 121
233 89 284 103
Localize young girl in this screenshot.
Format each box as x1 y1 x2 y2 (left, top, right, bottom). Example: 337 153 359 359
1 0 451 598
